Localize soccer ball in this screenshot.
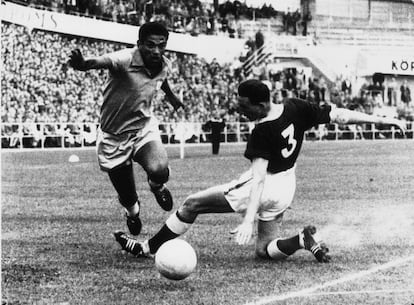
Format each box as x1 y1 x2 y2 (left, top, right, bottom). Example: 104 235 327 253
155 239 197 280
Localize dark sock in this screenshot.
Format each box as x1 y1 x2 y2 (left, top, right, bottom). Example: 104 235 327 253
108 163 138 207
277 235 300 255
148 211 192 254
148 224 179 254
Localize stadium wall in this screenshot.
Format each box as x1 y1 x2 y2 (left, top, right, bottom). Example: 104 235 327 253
313 0 414 25
0 1 245 63
1 122 412 150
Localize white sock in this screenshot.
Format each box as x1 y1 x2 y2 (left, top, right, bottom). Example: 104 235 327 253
299 231 305 248
166 212 192 235
266 239 289 261
142 239 150 255
125 202 140 217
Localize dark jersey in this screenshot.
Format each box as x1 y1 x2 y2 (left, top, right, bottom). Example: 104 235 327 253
244 98 331 174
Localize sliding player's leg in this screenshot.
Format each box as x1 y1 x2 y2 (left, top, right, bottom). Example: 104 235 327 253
114 185 234 256
255 168 330 263
255 214 284 259
259 219 331 263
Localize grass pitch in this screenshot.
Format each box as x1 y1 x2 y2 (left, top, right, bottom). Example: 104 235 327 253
2 140 414 305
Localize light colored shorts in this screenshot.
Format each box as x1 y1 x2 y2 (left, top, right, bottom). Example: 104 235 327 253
223 166 296 221
96 117 161 171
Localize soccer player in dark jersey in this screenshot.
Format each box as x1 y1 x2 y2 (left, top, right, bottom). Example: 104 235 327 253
114 79 405 262
68 22 183 236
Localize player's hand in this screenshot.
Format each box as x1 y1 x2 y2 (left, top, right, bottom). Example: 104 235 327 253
68 49 87 71
232 222 254 245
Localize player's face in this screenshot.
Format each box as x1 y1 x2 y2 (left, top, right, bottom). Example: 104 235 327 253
237 96 264 121
139 34 167 69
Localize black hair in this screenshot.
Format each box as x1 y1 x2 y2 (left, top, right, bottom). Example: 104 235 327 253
138 22 169 42
238 79 270 105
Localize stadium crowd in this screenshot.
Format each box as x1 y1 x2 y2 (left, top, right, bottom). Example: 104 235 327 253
1 22 244 125
2 21 413 147
3 21 413 123
8 0 310 38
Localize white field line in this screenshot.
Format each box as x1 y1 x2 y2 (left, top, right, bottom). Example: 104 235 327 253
304 288 414 297
244 254 414 305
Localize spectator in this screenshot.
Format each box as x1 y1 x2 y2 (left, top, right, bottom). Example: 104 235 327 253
283 8 291 34
400 80 411 106
387 77 398 107
301 12 312 36
292 9 301 36
341 78 352 95
255 30 264 51
203 110 226 155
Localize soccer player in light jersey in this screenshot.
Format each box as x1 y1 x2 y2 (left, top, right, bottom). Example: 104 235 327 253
68 22 183 236
115 79 405 262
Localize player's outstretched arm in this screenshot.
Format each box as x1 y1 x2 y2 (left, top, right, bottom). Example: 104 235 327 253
68 49 111 71
329 107 407 133
234 157 268 246
161 80 184 111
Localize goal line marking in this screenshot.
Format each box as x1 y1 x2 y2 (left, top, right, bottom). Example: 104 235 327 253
244 254 414 305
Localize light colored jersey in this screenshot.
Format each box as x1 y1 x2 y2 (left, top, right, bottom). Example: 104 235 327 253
99 47 171 135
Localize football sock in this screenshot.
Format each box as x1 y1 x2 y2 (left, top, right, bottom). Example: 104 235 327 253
148 211 192 254
124 201 140 217
277 235 301 255
108 163 138 207
266 235 301 260
266 239 289 260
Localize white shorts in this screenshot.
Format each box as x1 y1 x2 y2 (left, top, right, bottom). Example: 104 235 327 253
96 117 161 171
223 166 296 221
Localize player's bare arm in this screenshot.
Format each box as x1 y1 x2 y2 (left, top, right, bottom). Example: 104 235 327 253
235 157 268 246
161 79 184 111
329 107 406 133
68 48 111 71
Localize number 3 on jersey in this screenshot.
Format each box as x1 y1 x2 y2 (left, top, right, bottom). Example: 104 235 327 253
281 124 297 158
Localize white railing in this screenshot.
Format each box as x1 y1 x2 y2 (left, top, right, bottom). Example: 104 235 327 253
0 121 412 149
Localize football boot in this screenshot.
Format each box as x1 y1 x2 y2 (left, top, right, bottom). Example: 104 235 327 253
302 225 331 263
151 185 173 211
126 213 142 236
114 231 148 257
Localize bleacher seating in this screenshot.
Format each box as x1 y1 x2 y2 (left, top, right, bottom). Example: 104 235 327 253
2 1 414 150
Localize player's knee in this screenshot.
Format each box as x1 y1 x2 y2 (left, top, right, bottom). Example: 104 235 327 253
181 195 201 214
176 196 200 223
147 164 169 184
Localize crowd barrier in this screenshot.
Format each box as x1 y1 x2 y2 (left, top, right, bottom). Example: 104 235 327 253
1 121 412 149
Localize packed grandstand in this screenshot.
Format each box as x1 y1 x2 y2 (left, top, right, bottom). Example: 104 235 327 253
1 0 413 148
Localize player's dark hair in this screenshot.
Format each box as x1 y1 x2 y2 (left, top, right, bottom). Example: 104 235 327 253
238 79 270 104
138 22 169 42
